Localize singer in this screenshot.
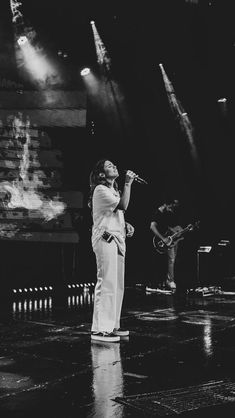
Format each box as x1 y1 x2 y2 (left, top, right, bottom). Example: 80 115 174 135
88 159 136 342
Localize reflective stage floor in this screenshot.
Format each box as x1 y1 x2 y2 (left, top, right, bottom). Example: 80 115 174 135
1 284 235 417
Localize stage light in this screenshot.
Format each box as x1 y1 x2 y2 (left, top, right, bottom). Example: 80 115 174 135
91 21 111 71
15 37 62 89
17 35 28 45
217 98 227 116
81 67 90 76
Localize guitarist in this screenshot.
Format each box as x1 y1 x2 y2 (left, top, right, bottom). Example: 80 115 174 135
150 199 183 292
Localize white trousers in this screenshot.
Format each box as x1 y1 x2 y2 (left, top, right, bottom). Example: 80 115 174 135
91 238 125 333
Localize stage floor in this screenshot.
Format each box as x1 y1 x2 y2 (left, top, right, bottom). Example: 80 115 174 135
1 285 235 417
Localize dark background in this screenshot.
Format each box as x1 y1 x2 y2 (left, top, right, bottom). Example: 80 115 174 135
1 0 235 286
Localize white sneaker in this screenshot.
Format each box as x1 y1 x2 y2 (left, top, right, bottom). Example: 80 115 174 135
113 328 129 337
91 332 120 342
165 280 176 291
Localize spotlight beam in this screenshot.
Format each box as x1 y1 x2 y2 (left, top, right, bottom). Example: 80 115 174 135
159 63 200 175
90 20 111 73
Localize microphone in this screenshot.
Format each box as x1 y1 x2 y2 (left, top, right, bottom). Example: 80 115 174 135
134 175 148 185
124 170 148 185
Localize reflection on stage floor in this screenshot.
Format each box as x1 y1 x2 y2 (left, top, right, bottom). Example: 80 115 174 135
1 283 235 417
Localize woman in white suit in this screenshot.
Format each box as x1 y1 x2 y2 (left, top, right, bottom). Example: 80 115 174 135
89 159 136 342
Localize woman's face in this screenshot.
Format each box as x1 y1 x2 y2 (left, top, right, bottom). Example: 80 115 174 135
103 160 119 179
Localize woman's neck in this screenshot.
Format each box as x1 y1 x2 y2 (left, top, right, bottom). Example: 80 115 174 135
106 179 115 188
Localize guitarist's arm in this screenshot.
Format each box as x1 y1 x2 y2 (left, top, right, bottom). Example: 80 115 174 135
150 221 172 245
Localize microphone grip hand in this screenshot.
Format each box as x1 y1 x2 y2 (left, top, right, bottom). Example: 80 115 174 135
125 170 137 185
124 170 148 185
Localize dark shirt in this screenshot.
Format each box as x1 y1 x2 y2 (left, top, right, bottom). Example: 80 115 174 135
152 206 181 236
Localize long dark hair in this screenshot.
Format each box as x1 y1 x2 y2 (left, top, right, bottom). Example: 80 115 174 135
88 158 119 209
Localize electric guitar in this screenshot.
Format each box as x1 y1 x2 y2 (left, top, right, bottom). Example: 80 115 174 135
153 221 200 254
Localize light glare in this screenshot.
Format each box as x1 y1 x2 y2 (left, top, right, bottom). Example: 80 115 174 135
17 36 28 45
81 67 90 76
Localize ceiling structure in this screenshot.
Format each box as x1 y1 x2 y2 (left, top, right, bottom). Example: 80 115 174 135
1 0 235 238
0 0 233 94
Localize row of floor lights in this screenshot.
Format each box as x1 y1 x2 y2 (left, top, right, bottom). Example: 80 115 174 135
67 283 95 289
12 284 95 295
12 286 53 294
